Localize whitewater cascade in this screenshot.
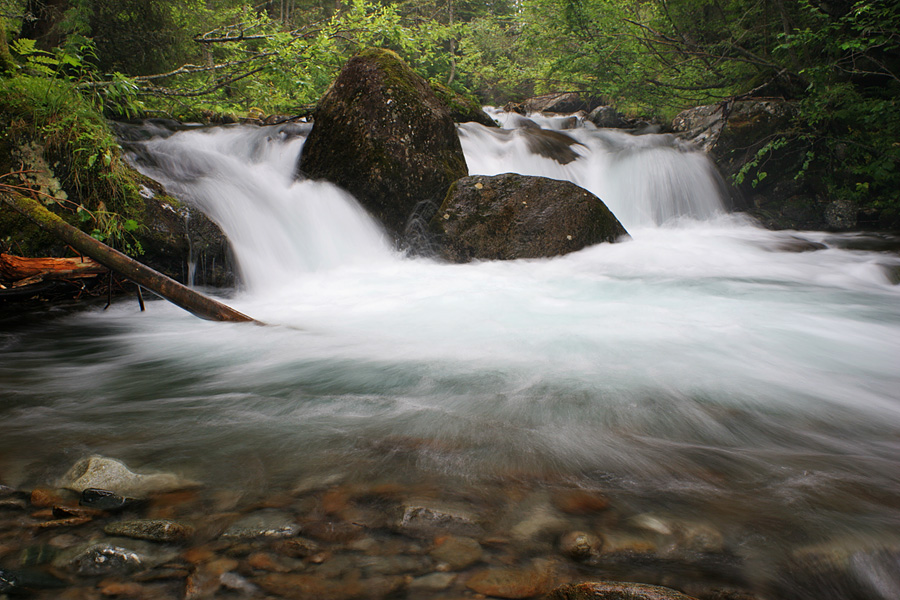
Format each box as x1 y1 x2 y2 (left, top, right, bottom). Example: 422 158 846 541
2 111 899 599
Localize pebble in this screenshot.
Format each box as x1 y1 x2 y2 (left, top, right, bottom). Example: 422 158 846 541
104 519 194 543
558 531 603 563
54 538 178 576
220 510 299 539
553 489 610 514
397 499 482 538
430 535 483 570
410 571 456 590
465 561 557 599
80 488 136 512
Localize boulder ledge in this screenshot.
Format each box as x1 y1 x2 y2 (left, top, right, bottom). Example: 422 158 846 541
431 173 628 262
297 48 468 242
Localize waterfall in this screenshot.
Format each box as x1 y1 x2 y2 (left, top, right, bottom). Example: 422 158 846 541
2 111 899 600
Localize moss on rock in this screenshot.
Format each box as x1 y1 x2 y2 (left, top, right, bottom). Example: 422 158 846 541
297 48 469 243
430 173 629 262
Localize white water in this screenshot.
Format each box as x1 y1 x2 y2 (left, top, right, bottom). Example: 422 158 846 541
3 113 900 596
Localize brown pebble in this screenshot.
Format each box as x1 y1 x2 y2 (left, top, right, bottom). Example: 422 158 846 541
553 490 609 514
35 516 92 529
321 489 350 515
247 551 293 572
30 488 72 508
182 547 216 564
98 579 145 597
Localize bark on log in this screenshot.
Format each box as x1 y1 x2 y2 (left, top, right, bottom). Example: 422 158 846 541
1 193 259 323
0 253 107 286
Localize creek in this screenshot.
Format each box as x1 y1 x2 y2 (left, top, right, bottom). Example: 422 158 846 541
2 111 899 598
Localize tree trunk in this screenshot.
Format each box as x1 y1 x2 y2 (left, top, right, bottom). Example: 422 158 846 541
1 193 259 324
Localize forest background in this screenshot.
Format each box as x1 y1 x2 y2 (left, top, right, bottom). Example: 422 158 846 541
1 0 898 232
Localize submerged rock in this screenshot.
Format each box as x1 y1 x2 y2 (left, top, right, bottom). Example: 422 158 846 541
53 538 177 576
559 531 603 563
298 48 468 242
430 535 483 570
431 173 629 262
547 581 700 600
104 518 194 543
58 455 197 498
396 499 482 538
221 510 300 539
465 559 558 599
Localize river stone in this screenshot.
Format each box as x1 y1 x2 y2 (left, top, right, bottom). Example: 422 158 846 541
430 535 483 570
432 174 628 262
58 456 197 498
588 106 630 129
397 499 482 538
430 81 497 127
79 487 137 511
297 48 468 242
104 518 194 543
465 559 557 598
53 538 177 576
221 510 299 539
546 581 700 600
559 531 603 562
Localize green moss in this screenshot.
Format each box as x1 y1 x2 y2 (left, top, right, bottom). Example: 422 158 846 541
1 74 151 256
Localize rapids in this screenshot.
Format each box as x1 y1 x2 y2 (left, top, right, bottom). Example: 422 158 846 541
2 111 899 598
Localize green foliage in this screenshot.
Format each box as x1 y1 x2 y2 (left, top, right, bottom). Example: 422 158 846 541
0 74 147 255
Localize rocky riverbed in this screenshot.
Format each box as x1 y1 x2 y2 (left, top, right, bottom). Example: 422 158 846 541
4 453 896 600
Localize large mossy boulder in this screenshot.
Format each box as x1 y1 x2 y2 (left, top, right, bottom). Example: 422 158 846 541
430 173 628 262
297 48 468 241
673 99 860 231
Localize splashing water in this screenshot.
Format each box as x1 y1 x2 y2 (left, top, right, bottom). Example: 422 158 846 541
2 113 900 598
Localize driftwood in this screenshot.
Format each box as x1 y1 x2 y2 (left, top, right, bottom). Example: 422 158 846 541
1 192 258 324
0 253 107 288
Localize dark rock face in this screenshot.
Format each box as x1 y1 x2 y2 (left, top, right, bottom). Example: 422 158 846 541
431 174 628 262
297 48 468 241
673 100 861 231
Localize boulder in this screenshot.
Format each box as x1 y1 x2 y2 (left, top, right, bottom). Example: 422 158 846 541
431 174 629 262
297 48 468 242
588 106 630 129
673 99 860 231
430 81 497 127
506 92 602 115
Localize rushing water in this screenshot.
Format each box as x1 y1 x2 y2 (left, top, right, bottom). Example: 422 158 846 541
2 111 900 598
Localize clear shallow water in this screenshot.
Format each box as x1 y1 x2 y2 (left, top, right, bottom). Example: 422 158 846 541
2 114 900 596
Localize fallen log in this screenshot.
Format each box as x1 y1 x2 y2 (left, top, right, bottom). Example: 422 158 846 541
1 192 259 323
0 253 107 288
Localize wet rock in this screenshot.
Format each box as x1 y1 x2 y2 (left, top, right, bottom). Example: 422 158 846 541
247 551 300 573
54 538 178 576
519 128 586 165
430 535 483 570
553 489 610 515
58 456 198 498
589 106 630 129
430 81 497 127
104 519 194 543
510 505 569 543
432 174 629 263
221 510 299 539
782 539 900 600
257 573 405 599
30 487 75 508
274 536 321 558
410 571 456 590
396 499 482 538
97 580 146 597
80 488 137 511
465 559 557 599
546 581 700 600
559 531 603 563
298 48 468 242
0 567 67 594
507 92 602 115
630 514 725 554
220 571 260 595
